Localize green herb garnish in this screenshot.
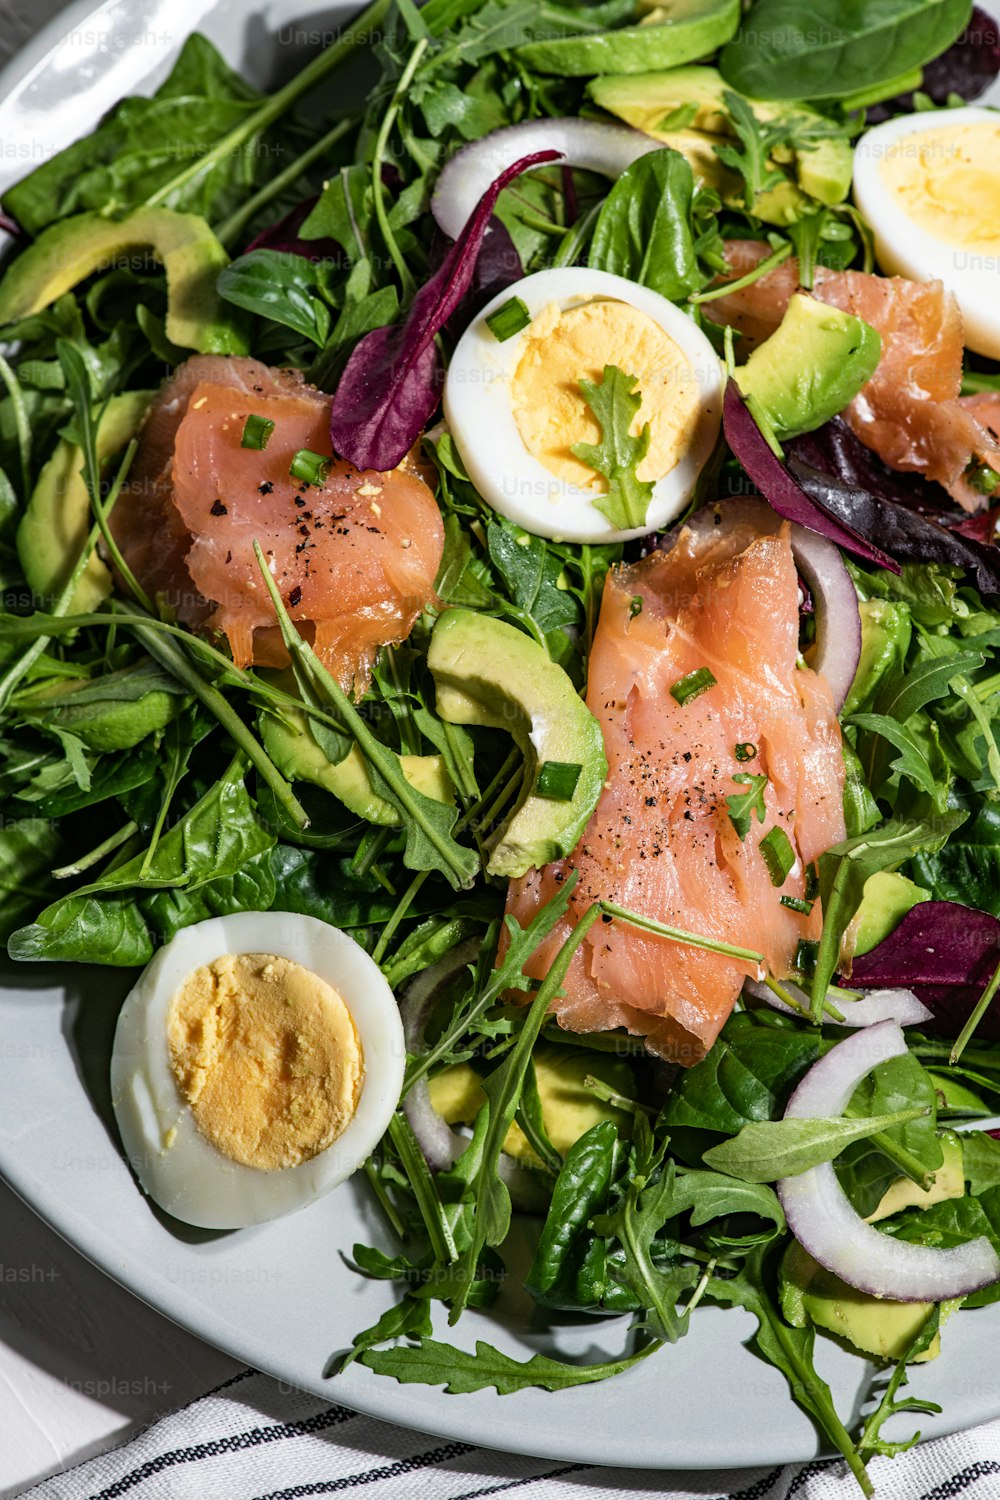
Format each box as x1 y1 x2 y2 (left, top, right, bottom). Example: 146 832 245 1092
535 761 583 801
965 459 1000 497
485 296 530 342
571 364 653 533
289 448 332 486
759 825 795 886
670 667 717 706
735 742 757 762
241 413 275 450
726 772 768 840
629 595 643 619
780 895 814 915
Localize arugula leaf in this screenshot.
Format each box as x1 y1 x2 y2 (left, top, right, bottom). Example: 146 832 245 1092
713 92 789 210
591 1114 699 1342
872 648 985 727
702 1108 927 1184
486 518 578 663
960 1131 1000 1196
709 1247 873 1496
360 1334 658 1393
448 891 601 1321
726 772 768 840
588 148 711 303
571 366 654 534
334 1295 433 1374
672 1169 786 1249
811 813 968 1015
857 1306 943 1460
848 711 946 807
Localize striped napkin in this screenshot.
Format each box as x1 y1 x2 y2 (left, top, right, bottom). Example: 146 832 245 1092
16 1368 1000 1500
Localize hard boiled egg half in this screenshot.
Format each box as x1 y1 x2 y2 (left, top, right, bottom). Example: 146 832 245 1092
443 267 723 542
853 106 1000 359
110 911 404 1229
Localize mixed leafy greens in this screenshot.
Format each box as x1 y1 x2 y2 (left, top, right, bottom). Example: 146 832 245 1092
4 0 1000 1492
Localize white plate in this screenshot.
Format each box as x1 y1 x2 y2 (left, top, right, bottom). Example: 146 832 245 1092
3 0 1000 1471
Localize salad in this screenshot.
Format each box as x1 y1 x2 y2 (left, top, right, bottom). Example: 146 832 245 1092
3 0 1000 1490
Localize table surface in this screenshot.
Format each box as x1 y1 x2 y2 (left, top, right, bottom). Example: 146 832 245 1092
0 3 240 1493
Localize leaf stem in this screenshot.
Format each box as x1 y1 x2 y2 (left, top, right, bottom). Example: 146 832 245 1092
143 0 393 213
371 39 428 299
689 240 792 305
217 116 354 247
950 956 1000 1066
601 900 764 965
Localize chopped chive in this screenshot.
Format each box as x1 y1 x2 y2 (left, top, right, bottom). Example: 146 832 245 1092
805 863 820 901
485 296 531 342
735 742 757 762
289 448 332 485
535 760 583 801
760 826 795 886
965 458 1000 497
655 102 698 132
780 895 814 915
670 667 716 706
241 413 275 450
795 939 819 976
629 595 643 619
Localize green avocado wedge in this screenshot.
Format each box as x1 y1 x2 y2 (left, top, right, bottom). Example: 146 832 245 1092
428 609 607 878
734 293 882 441
0 207 247 354
262 705 455 828
515 0 740 78
18 389 153 614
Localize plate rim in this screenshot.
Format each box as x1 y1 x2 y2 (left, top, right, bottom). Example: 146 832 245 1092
3 0 1000 1475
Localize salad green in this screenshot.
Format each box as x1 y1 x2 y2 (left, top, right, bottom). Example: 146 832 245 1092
3 0 1000 1491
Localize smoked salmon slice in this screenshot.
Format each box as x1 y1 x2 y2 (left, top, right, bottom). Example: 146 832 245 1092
110 355 444 694
709 243 1000 513
505 501 846 1065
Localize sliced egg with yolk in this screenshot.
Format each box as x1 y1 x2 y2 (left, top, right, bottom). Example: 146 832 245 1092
443 267 723 542
110 911 404 1229
853 106 1000 359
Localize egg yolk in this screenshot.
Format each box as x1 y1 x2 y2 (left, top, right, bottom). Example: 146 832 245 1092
510 298 704 491
167 952 363 1171
878 120 1000 254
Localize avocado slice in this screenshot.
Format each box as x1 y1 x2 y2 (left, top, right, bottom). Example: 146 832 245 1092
427 609 606 878
0 207 247 354
18 389 153 614
868 1132 965 1221
851 870 931 959
514 0 740 78
261 705 454 827
588 66 853 220
779 1238 948 1363
20 661 186 751
734 293 882 441
842 598 912 717
428 1043 634 1166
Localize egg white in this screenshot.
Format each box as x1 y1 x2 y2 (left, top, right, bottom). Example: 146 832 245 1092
853 106 1000 359
443 267 723 543
110 911 405 1229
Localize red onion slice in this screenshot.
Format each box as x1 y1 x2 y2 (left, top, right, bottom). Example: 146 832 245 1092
671 498 861 711
778 1021 1000 1301
745 977 933 1029
431 119 656 241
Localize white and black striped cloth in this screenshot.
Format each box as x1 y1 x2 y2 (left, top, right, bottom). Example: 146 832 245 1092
15 1369 1000 1500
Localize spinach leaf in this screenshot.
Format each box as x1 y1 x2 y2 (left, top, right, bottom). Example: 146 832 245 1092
960 1131 1000 1196
526 1120 622 1309
360 1333 658 1393
217 251 335 346
660 1013 827 1139
0 816 63 941
910 803 1000 914
9 891 155 966
3 36 269 233
486 518 577 662
837 1052 944 1214
144 853 277 943
702 1108 928 1184
720 0 972 103
588 149 708 304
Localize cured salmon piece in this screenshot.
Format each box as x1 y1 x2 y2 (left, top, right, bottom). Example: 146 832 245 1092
505 501 846 1065
709 243 1000 512
110 355 444 694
